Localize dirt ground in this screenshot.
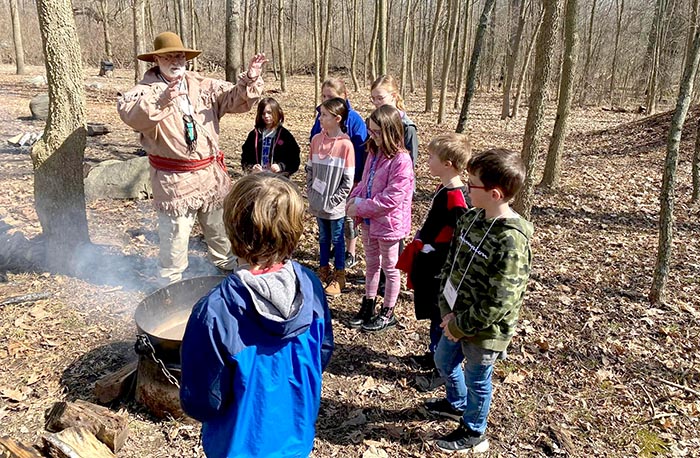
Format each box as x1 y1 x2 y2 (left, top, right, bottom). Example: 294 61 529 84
0 63 698 457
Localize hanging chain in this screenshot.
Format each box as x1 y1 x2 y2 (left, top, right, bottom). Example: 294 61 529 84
136 334 181 389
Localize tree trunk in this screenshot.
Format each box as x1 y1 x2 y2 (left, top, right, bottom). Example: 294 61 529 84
97 0 113 61
145 0 154 41
189 0 198 71
541 0 579 188
454 0 472 109
455 0 497 132
9 0 26 75
278 0 287 91
578 0 596 105
226 0 242 82
241 0 249 73
650 28 700 304
501 0 526 119
400 0 413 98
32 0 90 272
177 0 188 46
133 0 148 83
485 0 497 91
350 0 359 91
408 9 416 93
322 0 332 79
438 0 460 124
368 3 379 82
512 9 543 118
377 0 388 75
268 2 278 80
646 0 667 115
692 118 700 204
425 0 445 112
609 0 624 105
312 0 321 104
512 0 562 219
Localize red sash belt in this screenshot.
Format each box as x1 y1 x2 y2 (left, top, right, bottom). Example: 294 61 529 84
149 151 226 172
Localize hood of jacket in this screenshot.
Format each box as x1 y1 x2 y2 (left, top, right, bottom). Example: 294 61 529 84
223 261 311 340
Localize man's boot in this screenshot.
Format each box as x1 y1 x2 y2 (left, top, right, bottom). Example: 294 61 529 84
318 265 331 285
349 296 376 328
324 269 345 297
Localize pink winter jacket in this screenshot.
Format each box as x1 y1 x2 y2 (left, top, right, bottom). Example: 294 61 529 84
349 149 414 241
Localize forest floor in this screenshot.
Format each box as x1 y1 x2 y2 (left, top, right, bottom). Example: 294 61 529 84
0 64 698 457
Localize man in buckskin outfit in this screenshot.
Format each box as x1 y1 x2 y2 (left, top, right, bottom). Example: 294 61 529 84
117 32 265 284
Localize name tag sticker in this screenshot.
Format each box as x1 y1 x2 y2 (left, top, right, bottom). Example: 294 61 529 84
443 279 457 310
312 178 327 194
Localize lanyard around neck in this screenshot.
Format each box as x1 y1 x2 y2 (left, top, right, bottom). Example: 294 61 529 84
447 210 500 293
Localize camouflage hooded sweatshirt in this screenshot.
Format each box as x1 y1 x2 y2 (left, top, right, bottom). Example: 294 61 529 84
438 208 533 352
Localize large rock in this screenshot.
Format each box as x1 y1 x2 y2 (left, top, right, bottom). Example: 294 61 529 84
29 93 49 120
84 156 151 201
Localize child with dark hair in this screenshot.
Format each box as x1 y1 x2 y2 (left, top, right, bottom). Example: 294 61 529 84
180 173 334 458
241 97 300 176
425 148 533 454
306 97 355 297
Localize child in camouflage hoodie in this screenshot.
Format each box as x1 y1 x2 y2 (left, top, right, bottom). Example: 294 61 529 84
426 148 533 454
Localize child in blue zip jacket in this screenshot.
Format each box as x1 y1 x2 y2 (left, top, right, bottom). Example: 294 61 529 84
180 172 334 458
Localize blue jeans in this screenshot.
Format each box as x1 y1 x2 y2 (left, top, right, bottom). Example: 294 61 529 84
318 217 345 270
433 335 503 434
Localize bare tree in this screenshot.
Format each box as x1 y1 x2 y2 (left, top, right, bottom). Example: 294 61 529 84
609 0 624 104
512 8 543 118
645 0 668 115
321 0 332 79
367 3 379 82
438 0 460 124
425 0 445 112
455 0 497 131
350 0 359 91
278 0 287 91
692 118 700 204
255 0 264 52
9 0 25 75
512 0 562 219
32 0 90 271
189 0 198 71
454 0 472 109
541 0 579 188
377 0 388 75
501 0 527 119
97 0 113 61
650 28 700 304
311 0 321 104
400 0 414 98
578 0 596 105
226 0 242 82
133 0 148 83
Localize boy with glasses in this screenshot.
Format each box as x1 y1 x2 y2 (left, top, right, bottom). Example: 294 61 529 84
426 148 533 454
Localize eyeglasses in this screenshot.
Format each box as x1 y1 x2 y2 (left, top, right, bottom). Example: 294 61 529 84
467 182 489 192
370 94 390 103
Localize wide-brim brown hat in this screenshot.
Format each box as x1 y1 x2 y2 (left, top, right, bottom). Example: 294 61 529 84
137 31 201 62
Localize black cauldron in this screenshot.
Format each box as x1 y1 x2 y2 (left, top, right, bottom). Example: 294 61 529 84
134 276 224 363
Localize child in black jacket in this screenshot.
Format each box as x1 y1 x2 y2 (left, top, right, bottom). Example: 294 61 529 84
241 97 300 176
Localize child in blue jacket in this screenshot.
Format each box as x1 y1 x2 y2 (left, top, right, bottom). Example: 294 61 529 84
180 172 334 458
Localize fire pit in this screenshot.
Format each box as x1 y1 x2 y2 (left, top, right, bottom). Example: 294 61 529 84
133 276 224 418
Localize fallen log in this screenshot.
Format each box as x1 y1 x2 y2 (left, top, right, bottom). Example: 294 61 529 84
94 361 137 404
44 400 128 452
0 293 51 307
42 427 113 458
0 437 44 458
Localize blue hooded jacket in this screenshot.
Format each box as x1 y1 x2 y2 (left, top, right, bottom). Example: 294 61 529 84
310 99 367 183
180 261 334 458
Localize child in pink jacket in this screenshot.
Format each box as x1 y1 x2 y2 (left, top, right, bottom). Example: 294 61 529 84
346 105 414 332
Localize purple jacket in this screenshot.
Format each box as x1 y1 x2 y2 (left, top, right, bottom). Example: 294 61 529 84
349 149 414 241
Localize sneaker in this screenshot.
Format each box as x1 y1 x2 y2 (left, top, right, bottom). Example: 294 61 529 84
435 423 489 454
424 398 465 421
361 307 396 332
415 369 446 392
345 252 358 269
